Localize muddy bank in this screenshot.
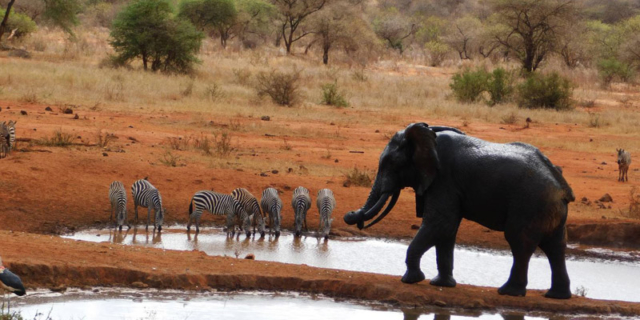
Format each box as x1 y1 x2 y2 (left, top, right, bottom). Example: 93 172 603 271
2 231 639 316
567 222 640 249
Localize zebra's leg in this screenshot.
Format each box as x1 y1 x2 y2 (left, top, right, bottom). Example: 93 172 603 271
134 203 139 222
146 207 151 231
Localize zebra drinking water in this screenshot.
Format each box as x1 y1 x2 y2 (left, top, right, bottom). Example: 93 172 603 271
131 178 164 231
188 190 251 236
232 188 266 237
617 148 632 182
291 186 311 237
109 181 129 231
316 188 336 240
261 187 283 237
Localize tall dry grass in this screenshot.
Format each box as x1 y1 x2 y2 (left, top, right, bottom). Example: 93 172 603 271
1 28 640 154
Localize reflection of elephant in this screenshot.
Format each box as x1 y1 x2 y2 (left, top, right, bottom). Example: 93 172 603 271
344 123 575 299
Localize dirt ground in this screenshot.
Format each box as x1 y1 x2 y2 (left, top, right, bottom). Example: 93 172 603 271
1 98 640 315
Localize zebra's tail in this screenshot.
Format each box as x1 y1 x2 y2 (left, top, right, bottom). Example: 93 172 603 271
188 198 193 216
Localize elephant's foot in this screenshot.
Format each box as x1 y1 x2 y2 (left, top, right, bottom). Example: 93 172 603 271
498 282 526 297
544 287 571 299
401 269 425 284
429 274 457 287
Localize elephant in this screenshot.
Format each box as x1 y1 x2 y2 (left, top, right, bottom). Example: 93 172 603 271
344 122 575 299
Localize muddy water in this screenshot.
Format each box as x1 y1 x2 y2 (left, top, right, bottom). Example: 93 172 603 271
63 227 640 302
12 290 551 320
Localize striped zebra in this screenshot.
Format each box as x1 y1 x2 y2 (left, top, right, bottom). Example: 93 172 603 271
0 123 8 159
261 188 282 237
617 148 632 182
291 186 311 237
5 120 15 152
232 188 265 237
187 190 251 236
109 181 129 231
131 178 164 232
316 189 336 240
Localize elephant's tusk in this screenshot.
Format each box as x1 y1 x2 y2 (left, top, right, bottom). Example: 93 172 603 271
363 190 400 229
361 193 390 221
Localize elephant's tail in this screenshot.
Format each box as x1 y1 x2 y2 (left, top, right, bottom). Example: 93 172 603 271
543 156 575 203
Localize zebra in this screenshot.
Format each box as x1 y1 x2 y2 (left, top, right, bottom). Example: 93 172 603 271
109 181 129 231
291 186 311 237
131 178 164 231
316 189 336 240
0 122 8 159
261 187 283 237
232 188 266 237
617 148 632 182
187 190 251 236
5 120 15 152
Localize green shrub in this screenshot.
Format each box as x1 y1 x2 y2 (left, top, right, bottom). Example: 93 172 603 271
450 68 490 103
0 9 37 39
487 68 514 105
321 81 349 107
597 58 634 86
516 72 573 110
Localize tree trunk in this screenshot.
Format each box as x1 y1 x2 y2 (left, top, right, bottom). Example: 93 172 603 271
323 43 330 65
142 52 148 71
0 0 17 44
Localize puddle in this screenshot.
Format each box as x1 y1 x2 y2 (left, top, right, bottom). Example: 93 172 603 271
62 227 640 302
11 290 563 320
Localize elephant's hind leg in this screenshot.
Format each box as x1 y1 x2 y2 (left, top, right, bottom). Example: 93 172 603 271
499 227 539 297
539 225 571 299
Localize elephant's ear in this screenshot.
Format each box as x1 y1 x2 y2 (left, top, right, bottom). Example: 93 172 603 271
405 122 439 195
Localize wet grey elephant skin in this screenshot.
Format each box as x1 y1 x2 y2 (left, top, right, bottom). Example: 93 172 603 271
344 122 575 299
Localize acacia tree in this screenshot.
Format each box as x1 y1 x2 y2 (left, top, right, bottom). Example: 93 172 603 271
490 0 577 72
372 7 416 54
178 0 237 48
272 0 328 54
0 0 78 43
110 0 204 73
235 0 275 45
443 15 481 60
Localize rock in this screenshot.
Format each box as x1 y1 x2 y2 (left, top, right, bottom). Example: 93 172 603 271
73 114 79 119
45 106 53 111
260 172 268 177
261 116 270 121
601 161 607 165
287 168 293 173
129 125 134 128
244 254 255 260
434 300 447 307
334 159 339 163
102 152 108 157
599 194 613 202
62 107 73 114
581 197 591 205
410 224 420 230
92 288 100 293
271 170 279 174
131 281 149 289
20 110 27 115
50 285 67 293
343 181 351 188
602 216 606 219
283 185 291 191
375 129 380 133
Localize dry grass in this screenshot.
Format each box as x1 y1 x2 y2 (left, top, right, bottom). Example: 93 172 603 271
35 130 75 147
625 187 640 220
1 28 640 156
344 167 372 187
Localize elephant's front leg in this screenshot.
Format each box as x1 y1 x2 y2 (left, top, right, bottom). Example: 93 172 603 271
402 223 439 284
431 234 458 287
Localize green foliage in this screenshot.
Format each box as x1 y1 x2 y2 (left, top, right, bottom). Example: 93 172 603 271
486 68 513 105
450 68 491 103
450 67 515 105
321 81 349 108
255 69 301 106
42 0 81 36
110 0 204 74
0 8 37 38
597 58 634 85
178 0 237 31
516 72 573 110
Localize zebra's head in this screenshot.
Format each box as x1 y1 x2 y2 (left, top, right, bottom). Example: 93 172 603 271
116 206 127 229
294 207 304 237
256 214 266 237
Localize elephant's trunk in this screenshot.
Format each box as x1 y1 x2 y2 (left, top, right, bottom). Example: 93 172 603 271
363 190 400 229
344 182 380 225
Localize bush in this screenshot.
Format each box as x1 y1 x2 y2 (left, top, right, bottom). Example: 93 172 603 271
516 72 573 110
109 0 204 74
597 58 634 86
36 130 75 147
450 68 490 103
255 69 301 106
0 9 37 39
321 81 349 107
344 167 372 187
487 68 514 105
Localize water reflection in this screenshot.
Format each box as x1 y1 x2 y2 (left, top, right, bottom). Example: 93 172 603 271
63 227 640 302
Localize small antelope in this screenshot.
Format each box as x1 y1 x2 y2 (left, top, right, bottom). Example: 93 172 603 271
617 148 631 182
